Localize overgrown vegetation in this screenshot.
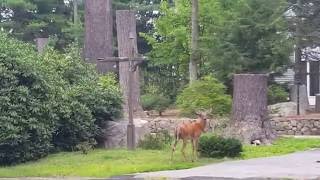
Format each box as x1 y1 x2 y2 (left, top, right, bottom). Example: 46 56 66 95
198 135 243 158
267 84 289 105
176 76 231 116
138 130 173 150
141 94 171 116
0 33 122 165
0 138 319 178
141 85 171 116
142 0 292 96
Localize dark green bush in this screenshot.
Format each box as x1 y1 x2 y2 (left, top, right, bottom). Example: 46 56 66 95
198 135 242 158
176 76 231 116
141 94 171 116
0 34 122 165
138 130 173 150
268 84 289 105
42 47 122 151
0 33 55 165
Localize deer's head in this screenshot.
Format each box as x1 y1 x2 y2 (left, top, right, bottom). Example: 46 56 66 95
195 109 212 122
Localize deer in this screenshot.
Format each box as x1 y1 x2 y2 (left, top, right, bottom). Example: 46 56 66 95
171 110 210 161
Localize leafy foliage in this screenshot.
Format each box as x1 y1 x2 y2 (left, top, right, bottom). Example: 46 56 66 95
0 0 75 49
0 33 56 165
141 94 171 116
141 85 171 116
176 76 231 116
142 0 292 95
138 130 173 150
267 84 289 105
198 135 243 158
0 33 122 165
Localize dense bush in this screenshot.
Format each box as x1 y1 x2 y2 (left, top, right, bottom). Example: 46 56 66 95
0 34 56 164
198 135 243 158
0 33 122 165
141 85 171 116
268 84 289 105
138 130 173 150
141 94 171 116
176 76 232 116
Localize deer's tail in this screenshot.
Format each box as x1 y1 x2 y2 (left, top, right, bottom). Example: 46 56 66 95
174 127 179 142
172 127 179 151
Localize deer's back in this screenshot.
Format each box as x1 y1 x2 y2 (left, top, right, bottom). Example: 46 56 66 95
177 121 203 139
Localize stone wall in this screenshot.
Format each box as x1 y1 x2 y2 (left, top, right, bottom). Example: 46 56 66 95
145 117 222 134
102 113 320 148
269 102 320 136
145 116 320 136
271 117 320 135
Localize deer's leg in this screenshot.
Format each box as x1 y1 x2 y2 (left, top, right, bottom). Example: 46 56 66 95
171 138 179 160
194 138 199 160
191 139 195 162
181 139 187 161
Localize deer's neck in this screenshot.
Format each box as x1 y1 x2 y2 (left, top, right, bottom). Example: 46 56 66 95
197 119 207 131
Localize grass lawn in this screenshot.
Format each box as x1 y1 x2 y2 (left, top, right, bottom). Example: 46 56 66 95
0 137 320 178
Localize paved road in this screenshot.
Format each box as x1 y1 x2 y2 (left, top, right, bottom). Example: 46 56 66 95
134 149 320 180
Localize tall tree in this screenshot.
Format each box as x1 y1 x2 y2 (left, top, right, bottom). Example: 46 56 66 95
0 0 73 49
189 0 199 83
142 0 291 96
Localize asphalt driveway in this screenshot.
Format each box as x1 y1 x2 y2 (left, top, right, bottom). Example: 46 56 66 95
134 149 320 180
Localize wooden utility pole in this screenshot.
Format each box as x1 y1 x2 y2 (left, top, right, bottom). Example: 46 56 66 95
189 0 199 84
116 10 145 118
293 0 309 115
295 0 307 85
98 56 146 150
84 0 116 73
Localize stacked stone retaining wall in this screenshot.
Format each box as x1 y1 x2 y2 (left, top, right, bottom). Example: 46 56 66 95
271 117 320 135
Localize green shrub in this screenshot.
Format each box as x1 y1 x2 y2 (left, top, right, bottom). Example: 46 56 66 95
141 94 171 116
0 34 122 165
176 76 231 116
42 47 122 151
268 84 289 105
138 130 173 150
0 33 55 165
198 135 242 158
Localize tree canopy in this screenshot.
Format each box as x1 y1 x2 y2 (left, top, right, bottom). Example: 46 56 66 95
142 0 292 96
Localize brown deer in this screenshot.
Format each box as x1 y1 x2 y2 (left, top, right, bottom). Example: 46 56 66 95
171 110 210 161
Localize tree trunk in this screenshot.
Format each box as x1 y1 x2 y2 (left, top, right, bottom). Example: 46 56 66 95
73 0 78 25
189 0 199 84
84 0 116 73
116 10 145 118
35 38 49 53
228 74 275 144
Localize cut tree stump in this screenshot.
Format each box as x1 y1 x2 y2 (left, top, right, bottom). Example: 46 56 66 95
228 74 276 144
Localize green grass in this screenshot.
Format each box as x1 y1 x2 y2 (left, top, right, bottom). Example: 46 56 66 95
0 137 320 178
241 137 320 159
